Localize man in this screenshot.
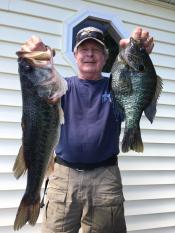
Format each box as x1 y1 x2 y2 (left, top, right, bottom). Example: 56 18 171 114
21 26 154 233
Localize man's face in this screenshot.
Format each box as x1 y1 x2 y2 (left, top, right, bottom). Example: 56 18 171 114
74 40 107 79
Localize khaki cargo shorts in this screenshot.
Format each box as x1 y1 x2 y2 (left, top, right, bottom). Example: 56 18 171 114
42 163 127 233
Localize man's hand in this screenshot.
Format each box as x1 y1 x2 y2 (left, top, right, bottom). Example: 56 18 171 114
119 27 154 54
21 35 47 52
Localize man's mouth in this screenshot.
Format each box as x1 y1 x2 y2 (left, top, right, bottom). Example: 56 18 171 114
84 61 96 63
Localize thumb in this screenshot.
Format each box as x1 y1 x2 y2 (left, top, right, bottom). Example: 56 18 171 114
119 38 130 49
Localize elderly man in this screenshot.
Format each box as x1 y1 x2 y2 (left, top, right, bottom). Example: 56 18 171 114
21 26 154 233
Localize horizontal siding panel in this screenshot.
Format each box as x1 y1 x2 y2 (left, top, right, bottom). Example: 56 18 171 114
1 109 175 130
121 170 175 185
119 156 175 171
125 23 175 45
0 153 175 175
0 208 43 226
0 122 21 140
152 41 175 57
129 226 175 233
151 53 175 69
0 139 21 155
140 116 175 131
0 189 44 208
0 90 174 108
0 1 9 10
0 224 41 233
157 104 175 118
120 142 175 157
120 128 175 144
151 53 175 68
0 89 22 107
0 10 62 35
0 73 20 91
0 57 18 74
30 0 83 10
8 0 76 21
0 47 70 69
1 122 175 141
0 56 68 74
125 198 175 216
0 174 26 191
151 40 175 57
84 0 175 33
151 92 175 105
0 26 62 50
155 66 175 81
162 79 175 93
126 212 175 231
0 155 16 173
3 170 175 191
0 56 74 77
0 190 26 208
124 184 175 200
83 0 175 21
0 106 22 122
0 41 61 60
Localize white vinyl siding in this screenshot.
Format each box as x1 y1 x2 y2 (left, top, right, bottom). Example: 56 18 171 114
0 0 175 232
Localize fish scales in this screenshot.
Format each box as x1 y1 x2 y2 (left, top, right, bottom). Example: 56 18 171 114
111 37 162 153
13 49 67 230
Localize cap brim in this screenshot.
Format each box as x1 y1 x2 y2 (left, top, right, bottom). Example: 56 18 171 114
74 37 106 50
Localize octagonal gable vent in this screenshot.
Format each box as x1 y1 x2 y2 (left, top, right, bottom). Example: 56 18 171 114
62 9 129 73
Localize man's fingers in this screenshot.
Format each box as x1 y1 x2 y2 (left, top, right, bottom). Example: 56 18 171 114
132 27 142 40
21 44 31 52
20 35 46 52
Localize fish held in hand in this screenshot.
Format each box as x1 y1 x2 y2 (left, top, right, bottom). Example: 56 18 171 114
111 37 162 153
13 48 67 230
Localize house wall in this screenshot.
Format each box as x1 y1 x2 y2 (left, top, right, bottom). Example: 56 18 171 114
0 0 175 232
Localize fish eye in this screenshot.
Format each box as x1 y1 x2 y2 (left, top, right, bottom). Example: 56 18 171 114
138 64 145 72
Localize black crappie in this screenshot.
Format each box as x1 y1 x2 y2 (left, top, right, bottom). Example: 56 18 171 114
13 48 67 230
111 37 162 153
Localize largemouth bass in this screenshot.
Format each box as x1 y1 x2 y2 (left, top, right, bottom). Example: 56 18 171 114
111 37 162 153
13 48 67 230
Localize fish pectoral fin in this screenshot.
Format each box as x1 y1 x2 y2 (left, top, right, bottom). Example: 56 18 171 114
144 100 157 123
144 75 163 123
13 145 27 179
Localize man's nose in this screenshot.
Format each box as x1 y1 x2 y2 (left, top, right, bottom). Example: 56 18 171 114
87 49 93 56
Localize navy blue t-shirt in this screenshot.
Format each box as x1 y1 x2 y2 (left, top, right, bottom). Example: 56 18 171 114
55 76 122 164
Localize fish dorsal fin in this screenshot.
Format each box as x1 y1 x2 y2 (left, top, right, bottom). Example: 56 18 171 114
144 75 163 123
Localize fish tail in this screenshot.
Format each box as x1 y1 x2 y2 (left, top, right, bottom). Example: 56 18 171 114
13 145 27 179
14 194 40 231
122 128 143 153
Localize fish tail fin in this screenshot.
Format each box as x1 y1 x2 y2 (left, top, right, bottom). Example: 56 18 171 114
14 194 40 231
122 128 143 153
13 145 27 179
